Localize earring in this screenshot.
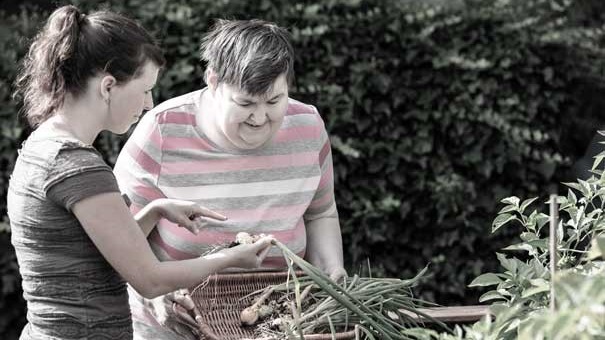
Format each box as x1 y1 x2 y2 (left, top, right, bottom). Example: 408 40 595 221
105 96 111 115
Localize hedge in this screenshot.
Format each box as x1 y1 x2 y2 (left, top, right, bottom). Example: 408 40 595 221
1 0 605 337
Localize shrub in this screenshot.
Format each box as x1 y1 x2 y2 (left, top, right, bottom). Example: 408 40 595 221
1 1 605 337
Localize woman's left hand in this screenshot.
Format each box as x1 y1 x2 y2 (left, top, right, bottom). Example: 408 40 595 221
144 288 199 339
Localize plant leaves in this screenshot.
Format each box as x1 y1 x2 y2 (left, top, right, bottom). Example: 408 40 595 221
501 196 520 207
492 213 516 232
478 290 505 303
520 197 538 214
469 273 503 287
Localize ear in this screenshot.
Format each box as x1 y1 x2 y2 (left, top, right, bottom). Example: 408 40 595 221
206 69 219 93
100 75 117 102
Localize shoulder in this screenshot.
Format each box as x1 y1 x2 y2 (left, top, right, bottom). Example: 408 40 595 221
285 98 324 127
286 97 320 117
56 142 107 168
42 140 111 190
23 136 104 167
144 90 201 126
284 97 326 130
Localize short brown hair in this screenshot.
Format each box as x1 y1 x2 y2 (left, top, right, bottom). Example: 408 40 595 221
200 19 295 96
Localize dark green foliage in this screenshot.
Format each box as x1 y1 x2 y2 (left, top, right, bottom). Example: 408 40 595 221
0 231 26 338
1 0 605 338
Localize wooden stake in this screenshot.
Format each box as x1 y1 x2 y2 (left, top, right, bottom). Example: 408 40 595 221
549 193 558 312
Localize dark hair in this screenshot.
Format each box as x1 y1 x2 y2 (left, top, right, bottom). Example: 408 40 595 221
14 5 165 127
200 19 295 96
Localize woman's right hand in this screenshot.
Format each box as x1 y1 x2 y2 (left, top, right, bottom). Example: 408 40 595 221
219 235 274 269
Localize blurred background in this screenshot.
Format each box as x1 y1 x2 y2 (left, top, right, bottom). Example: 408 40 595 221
1 0 605 338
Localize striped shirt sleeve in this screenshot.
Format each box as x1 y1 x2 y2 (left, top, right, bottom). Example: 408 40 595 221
114 111 166 214
304 107 338 221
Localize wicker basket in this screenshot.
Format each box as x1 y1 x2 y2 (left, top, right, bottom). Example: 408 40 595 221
189 270 357 340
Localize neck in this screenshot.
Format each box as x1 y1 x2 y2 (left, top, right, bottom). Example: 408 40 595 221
44 116 98 145
43 96 104 145
199 89 238 152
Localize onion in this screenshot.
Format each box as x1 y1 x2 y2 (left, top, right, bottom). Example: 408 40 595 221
240 287 274 326
240 306 260 326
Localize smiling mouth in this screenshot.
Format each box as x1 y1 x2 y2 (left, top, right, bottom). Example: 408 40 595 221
245 122 265 128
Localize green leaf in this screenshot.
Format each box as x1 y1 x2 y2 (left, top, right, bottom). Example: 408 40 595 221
527 238 548 250
521 286 550 299
564 182 584 195
528 278 549 288
498 205 518 214
503 318 521 333
469 273 503 287
496 253 519 274
501 196 520 207
536 213 550 230
492 213 516 232
478 290 505 303
520 232 538 242
519 197 538 214
593 155 605 171
503 243 534 252
589 233 605 260
579 179 592 197
597 234 605 255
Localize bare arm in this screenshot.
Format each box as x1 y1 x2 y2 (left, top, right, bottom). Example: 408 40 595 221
134 201 162 236
72 192 272 298
133 198 226 237
305 216 346 281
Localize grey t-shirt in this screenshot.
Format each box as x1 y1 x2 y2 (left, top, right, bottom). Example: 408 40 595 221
8 136 132 339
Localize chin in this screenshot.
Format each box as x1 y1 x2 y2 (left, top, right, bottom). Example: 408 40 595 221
231 138 264 150
111 125 133 135
245 139 273 150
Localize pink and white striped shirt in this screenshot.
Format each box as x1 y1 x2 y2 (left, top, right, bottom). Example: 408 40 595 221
113 89 338 338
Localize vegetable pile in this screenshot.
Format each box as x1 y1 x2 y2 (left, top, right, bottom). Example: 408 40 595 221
230 232 446 340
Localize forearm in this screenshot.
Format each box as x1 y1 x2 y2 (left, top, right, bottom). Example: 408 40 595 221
142 253 236 298
305 217 344 272
134 200 162 237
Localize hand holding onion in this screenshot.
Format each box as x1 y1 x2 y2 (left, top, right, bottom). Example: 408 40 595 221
219 232 274 269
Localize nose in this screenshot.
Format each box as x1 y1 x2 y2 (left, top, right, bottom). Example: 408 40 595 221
249 110 267 124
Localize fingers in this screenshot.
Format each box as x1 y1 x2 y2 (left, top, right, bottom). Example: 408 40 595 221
180 217 211 235
254 235 275 249
255 238 273 261
190 206 227 221
182 206 227 235
172 302 198 329
329 267 348 283
170 289 199 329
251 236 275 266
158 200 227 235
172 288 195 310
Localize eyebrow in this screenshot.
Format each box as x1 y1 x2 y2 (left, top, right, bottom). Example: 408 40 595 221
234 93 284 103
267 93 283 101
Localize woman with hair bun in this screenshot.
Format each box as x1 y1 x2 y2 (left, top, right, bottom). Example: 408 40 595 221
8 5 273 339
